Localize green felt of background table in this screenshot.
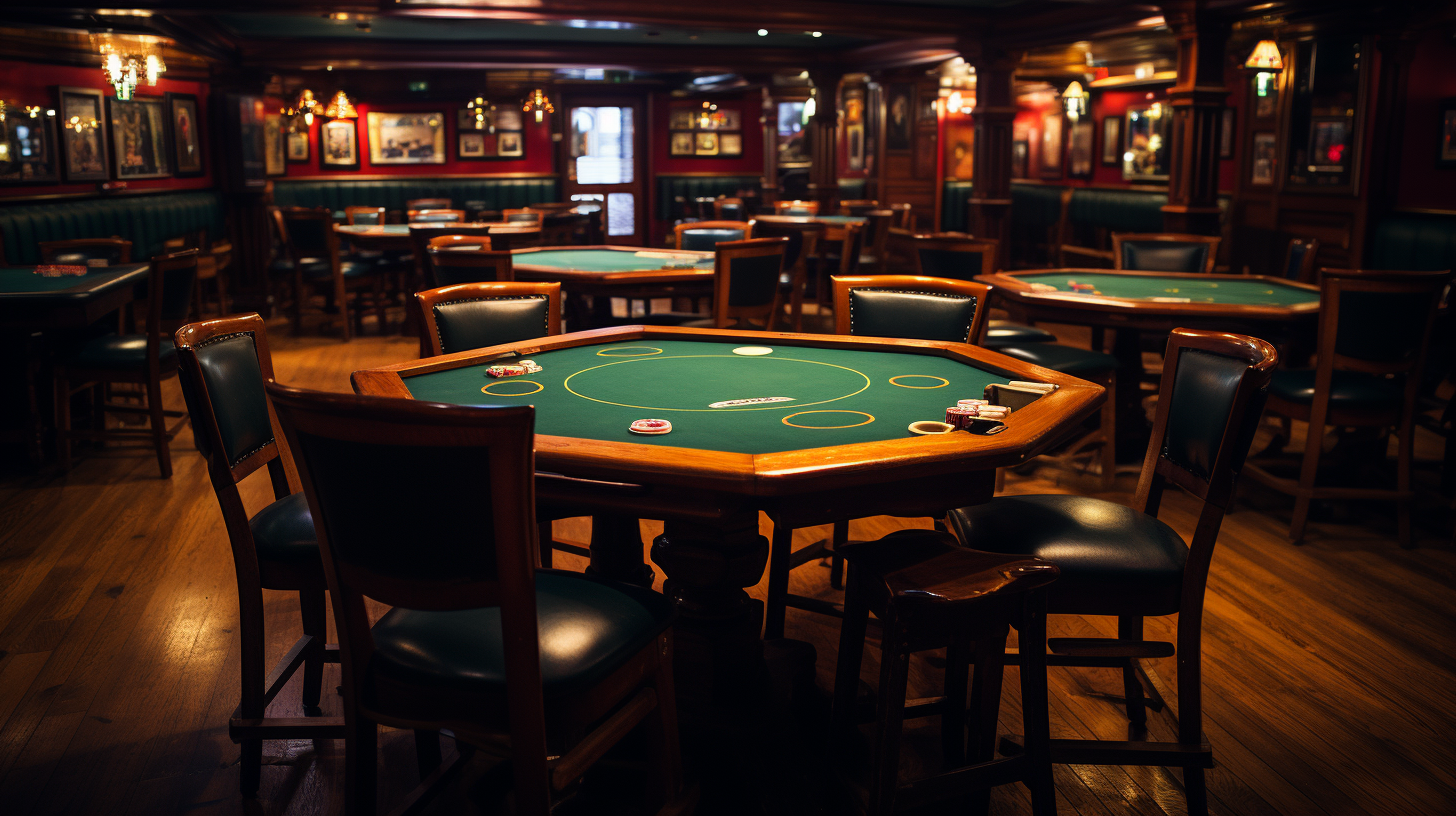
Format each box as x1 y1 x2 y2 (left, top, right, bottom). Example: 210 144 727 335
337 225 409 235
1016 272 1316 307
0 266 134 294
813 215 867 225
516 249 714 273
403 339 1009 453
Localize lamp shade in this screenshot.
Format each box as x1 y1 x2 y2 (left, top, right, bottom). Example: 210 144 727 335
1245 39 1284 71
324 90 357 120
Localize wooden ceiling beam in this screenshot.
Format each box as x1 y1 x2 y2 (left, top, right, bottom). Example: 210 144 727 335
237 39 828 72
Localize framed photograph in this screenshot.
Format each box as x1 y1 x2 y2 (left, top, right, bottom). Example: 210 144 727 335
497 131 523 158
1123 105 1169 181
286 130 310 163
108 96 171 180
670 131 694 156
457 105 498 133
1253 79 1278 119
886 84 912 150
1101 116 1121 165
1306 116 1351 173
55 86 108 182
458 131 489 160
1068 120 1093 177
1219 108 1236 159
1040 112 1063 177
846 123 864 170
366 111 446 165
1441 99 1456 168
263 112 285 176
0 110 60 185
1250 131 1276 185
719 132 743 157
320 118 359 170
1011 139 1029 179
165 92 203 177
495 109 522 131
669 108 695 131
843 87 864 125
695 132 719 156
917 88 938 124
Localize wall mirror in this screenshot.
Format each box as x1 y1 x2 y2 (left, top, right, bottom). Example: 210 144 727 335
1123 103 1170 181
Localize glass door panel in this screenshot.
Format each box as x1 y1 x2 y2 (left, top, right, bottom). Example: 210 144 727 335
566 103 642 244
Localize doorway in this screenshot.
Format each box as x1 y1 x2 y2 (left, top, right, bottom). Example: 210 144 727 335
563 98 644 246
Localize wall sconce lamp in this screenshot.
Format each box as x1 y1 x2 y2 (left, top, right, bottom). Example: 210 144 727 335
1063 80 1088 120
1244 39 1284 97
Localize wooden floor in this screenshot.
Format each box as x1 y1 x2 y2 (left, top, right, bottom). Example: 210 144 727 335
2 319 1454 816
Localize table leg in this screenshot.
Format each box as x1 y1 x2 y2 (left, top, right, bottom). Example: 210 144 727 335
1110 328 1153 463
586 513 655 588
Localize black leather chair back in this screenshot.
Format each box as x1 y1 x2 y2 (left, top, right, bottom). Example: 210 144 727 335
281 211 333 258
411 211 462 224
433 296 552 354
916 247 986 281
179 330 271 467
681 228 744 251
349 210 384 226
1119 240 1211 274
750 221 813 270
847 289 979 343
1334 290 1437 364
1284 239 1312 279
1162 348 1267 482
725 252 783 309
718 202 743 221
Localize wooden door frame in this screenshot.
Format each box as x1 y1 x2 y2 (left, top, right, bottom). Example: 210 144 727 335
560 91 649 246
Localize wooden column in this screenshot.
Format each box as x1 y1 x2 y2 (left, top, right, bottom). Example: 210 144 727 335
209 74 277 315
752 78 780 209
1160 0 1230 236
807 69 842 212
964 39 1019 272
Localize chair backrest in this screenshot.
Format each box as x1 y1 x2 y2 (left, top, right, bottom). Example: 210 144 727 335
39 237 133 266
277 207 337 261
416 281 562 356
410 224 495 274
1112 232 1220 274
836 222 866 277
263 383 540 726
148 249 199 335
863 209 894 260
748 217 825 272
775 199 819 216
711 237 789 329
673 220 750 251
831 274 991 344
890 202 914 230
1317 268 1449 378
408 208 465 224
911 234 999 281
502 209 544 225
425 245 515 288
427 233 491 252
344 206 385 226
839 199 880 216
406 197 452 211
1283 237 1320 282
714 196 744 221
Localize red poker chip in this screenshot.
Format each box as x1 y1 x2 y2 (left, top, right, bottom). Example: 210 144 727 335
629 418 672 435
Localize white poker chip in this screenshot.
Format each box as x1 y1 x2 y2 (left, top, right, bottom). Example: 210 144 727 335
732 346 774 356
629 418 672 435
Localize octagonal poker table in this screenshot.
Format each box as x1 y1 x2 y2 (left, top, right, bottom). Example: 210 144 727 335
511 245 718 328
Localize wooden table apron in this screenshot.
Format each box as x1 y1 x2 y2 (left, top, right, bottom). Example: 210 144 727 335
351 325 1104 711
334 222 542 252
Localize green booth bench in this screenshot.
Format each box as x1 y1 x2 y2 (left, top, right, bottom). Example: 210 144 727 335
1368 211 1456 272
270 176 559 216
942 180 974 233
0 191 225 266
654 175 762 223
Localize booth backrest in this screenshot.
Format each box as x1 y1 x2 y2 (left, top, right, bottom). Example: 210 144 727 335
941 181 974 232
656 175 761 221
838 178 868 201
1010 183 1067 233
0 191 224 266
1369 212 1456 272
1067 188 1168 236
272 177 558 215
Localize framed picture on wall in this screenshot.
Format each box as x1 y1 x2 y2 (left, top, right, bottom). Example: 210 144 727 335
1068 120 1093 177
1250 131 1276 185
0 109 59 185
497 131 523 158
669 109 695 131
1219 108 1236 159
719 132 742 157
695 132 719 156
1101 116 1121 165
165 92 203 177
55 86 109 182
108 96 171 180
846 122 864 170
457 131 489 160
263 112 285 176
1011 139 1029 179
1441 98 1456 168
886 84 912 150
670 131 694 156
286 130 310 163
320 118 359 170
1040 112 1063 177
366 111 446 165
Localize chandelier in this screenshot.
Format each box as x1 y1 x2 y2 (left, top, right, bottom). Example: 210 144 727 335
522 88 553 123
324 90 358 120
465 96 495 131
282 89 326 128
93 33 166 101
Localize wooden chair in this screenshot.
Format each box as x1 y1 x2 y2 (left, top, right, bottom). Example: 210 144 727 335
195 238 233 318
639 237 789 331
407 208 465 224
39 237 132 265
774 199 819 216
747 217 825 332
344 206 386 226
713 196 745 221
838 199 880 216
672 220 750 251
1283 237 1320 282
423 244 514 288
502 209 545 225
264 384 685 816
857 209 894 273
946 328 1278 816
274 207 386 341
890 202 914 230
1112 232 1221 274
53 249 196 477
173 312 345 797
416 281 561 357
831 530 1059 816
405 197 452 212
1242 268 1449 547
910 233 999 281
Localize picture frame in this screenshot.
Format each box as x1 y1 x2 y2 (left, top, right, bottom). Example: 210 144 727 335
1441 98 1456 168
1250 131 1276 185
669 108 695 131
165 92 204 177
695 132 719 156
495 109 522 131
718 132 742 157
263 112 285 176
1011 139 1029 179
1039 112 1063 177
497 131 523 158
1122 104 1169 182
670 131 695 156
1252 75 1278 119
0 110 60 185
55 86 109 182
1307 116 1351 173
886 84 913 150
457 131 489 160
319 118 359 170
108 95 171 180
917 88 938 124
846 122 864 170
706 109 740 131
1219 108 1236 159
1068 120 1093 177
1101 116 1121 165
286 130 310 163
366 111 446 165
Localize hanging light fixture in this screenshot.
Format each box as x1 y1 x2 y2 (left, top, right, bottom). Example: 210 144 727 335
324 90 357 120
522 88 554 123
283 89 325 127
697 100 719 130
465 96 495 131
93 32 166 101
1063 80 1089 120
1244 39 1284 98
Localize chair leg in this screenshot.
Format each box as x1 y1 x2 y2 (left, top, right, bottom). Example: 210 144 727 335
829 519 848 590
869 614 910 816
237 589 267 798
1118 616 1147 728
538 520 554 568
644 635 684 810
966 622 1009 816
1099 370 1117 490
1178 600 1208 816
764 521 794 640
1397 422 1415 549
831 565 870 736
146 375 171 479
413 729 443 779
1018 594 1056 816
941 634 972 769
54 372 72 472
298 588 327 716
346 716 378 816
1290 410 1328 544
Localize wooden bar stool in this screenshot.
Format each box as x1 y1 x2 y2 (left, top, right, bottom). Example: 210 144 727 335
832 529 1060 816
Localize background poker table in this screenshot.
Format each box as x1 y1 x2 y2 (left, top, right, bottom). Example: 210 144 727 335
0 263 150 330
511 245 717 328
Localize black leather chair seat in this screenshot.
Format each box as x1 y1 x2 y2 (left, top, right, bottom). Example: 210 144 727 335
270 257 329 277
69 335 176 371
681 228 744 251
984 320 1057 349
249 492 319 566
302 259 378 281
1269 369 1404 409
367 572 673 711
994 343 1116 376
947 495 1188 616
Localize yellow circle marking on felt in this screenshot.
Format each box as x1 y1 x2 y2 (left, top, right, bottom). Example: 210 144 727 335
564 355 871 412
889 374 949 389
782 410 875 429
733 346 774 356
481 380 544 397
596 346 664 357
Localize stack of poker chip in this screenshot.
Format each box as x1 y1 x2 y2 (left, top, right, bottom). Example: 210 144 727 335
944 399 1010 428
485 359 543 378
629 418 672 435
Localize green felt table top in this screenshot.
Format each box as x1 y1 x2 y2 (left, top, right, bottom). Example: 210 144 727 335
1014 272 1317 307
404 339 1009 453
814 215 868 225
0 265 145 296
514 249 714 273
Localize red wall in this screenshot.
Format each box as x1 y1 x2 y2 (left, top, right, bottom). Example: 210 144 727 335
279 100 553 178
1394 30 1456 210
0 58 214 198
